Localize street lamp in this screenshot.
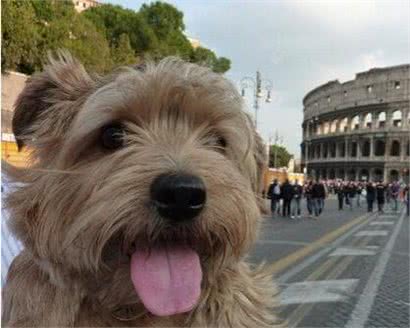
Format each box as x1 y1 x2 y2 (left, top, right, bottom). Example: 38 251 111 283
240 71 273 129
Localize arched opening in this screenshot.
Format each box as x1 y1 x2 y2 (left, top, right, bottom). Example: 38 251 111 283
378 112 386 128
390 140 400 156
321 169 327 180
323 143 328 158
373 169 383 182
337 169 345 180
403 169 410 184
374 140 385 156
338 142 346 157
316 144 321 159
362 140 370 157
330 119 338 133
323 121 330 135
407 141 410 156
330 142 336 158
329 169 336 179
360 169 369 182
340 117 348 132
390 170 399 182
364 113 372 129
351 115 360 130
348 169 356 181
392 110 402 127
351 141 357 157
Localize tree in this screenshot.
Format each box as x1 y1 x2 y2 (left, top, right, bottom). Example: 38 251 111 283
111 34 137 67
269 144 293 168
83 4 157 54
2 1 41 74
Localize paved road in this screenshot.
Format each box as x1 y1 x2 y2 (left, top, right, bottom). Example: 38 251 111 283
250 198 409 328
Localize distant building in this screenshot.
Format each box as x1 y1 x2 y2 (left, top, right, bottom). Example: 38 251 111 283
301 64 410 182
188 37 201 49
72 0 100 13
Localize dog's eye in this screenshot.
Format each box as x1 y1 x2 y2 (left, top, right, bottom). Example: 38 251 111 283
216 136 227 149
101 124 125 150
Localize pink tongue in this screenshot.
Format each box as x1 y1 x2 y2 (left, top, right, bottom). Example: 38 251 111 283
130 246 202 317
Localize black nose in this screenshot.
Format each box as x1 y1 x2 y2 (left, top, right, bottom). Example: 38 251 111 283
151 174 206 222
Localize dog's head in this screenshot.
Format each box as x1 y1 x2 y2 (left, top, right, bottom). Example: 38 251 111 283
8 51 267 317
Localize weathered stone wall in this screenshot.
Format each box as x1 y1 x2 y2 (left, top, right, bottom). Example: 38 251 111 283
301 64 410 182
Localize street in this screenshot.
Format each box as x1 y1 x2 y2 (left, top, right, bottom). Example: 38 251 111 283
250 198 409 328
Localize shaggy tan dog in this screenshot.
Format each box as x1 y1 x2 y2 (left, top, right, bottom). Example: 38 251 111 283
2 52 280 327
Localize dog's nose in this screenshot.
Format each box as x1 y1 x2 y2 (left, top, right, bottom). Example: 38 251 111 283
151 174 206 222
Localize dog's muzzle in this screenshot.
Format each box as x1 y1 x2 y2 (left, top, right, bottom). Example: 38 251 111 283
150 173 206 222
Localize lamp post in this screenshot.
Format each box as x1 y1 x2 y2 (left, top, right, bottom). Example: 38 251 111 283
240 71 272 129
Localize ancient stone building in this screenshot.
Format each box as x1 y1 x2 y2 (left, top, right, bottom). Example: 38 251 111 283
301 64 410 183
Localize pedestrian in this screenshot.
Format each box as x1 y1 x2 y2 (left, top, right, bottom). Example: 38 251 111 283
267 179 281 217
376 181 386 213
291 179 303 219
391 181 400 212
304 181 314 218
311 180 326 218
366 181 376 212
356 182 363 207
281 179 293 218
335 181 344 210
348 182 356 210
403 183 410 216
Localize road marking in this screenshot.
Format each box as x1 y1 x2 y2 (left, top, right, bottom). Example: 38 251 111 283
256 240 310 246
345 210 405 328
378 215 397 219
280 279 358 305
329 246 377 257
355 230 389 237
286 236 373 327
267 213 372 276
369 221 395 225
277 213 375 283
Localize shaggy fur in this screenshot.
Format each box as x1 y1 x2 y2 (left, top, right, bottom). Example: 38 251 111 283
2 51 280 327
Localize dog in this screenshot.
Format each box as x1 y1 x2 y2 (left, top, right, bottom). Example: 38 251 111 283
2 51 280 327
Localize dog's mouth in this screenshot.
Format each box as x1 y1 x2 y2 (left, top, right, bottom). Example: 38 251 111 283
128 243 202 317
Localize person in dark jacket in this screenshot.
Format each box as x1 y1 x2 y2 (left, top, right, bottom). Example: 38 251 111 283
366 182 376 212
348 182 357 210
376 181 386 213
291 180 303 219
311 180 326 217
281 179 294 218
267 179 281 217
404 184 410 216
335 182 345 210
304 181 314 218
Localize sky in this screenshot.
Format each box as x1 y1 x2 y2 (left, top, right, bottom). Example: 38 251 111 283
105 0 410 156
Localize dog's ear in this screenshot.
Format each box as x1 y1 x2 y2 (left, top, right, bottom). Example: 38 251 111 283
12 50 95 150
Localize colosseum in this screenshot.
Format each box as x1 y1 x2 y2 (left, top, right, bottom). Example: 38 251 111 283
301 64 410 183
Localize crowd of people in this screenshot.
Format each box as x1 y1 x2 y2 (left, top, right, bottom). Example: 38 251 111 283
265 179 410 219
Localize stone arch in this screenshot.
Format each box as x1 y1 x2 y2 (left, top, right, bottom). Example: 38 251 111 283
338 142 346 157
362 139 370 157
350 141 357 157
323 121 330 135
403 169 410 184
330 119 338 133
373 168 383 182
348 168 356 181
329 168 336 179
390 140 400 156
374 139 385 156
407 141 410 156
359 169 370 181
351 115 360 130
323 143 328 158
392 110 402 127
340 117 348 132
337 169 345 180
364 113 372 129
330 142 336 158
378 112 386 128
390 169 399 182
